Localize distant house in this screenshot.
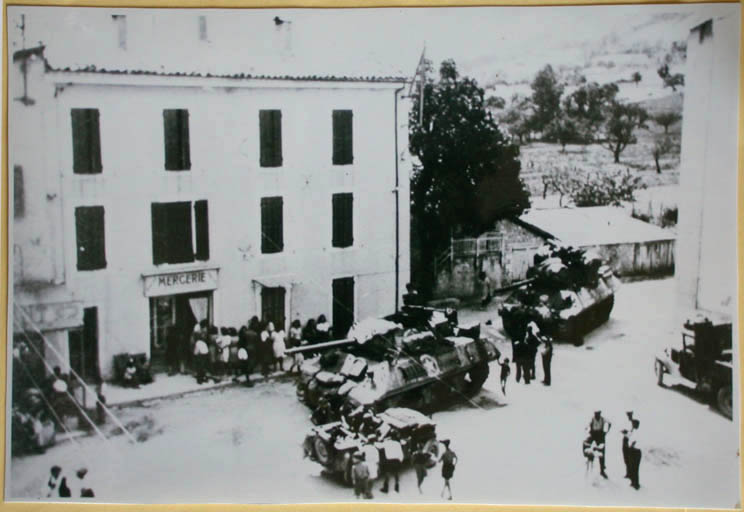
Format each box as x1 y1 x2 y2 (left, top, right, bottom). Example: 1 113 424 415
435 206 675 299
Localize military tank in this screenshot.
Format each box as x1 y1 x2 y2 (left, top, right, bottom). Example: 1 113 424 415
499 243 620 345
294 306 501 420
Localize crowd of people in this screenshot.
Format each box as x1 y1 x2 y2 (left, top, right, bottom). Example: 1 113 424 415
162 314 337 386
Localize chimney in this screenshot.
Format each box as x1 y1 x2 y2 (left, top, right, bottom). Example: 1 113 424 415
112 14 127 50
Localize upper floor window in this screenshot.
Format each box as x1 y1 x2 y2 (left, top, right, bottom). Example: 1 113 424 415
332 110 353 165
332 193 353 248
71 109 102 174
151 200 209 265
75 206 107 271
261 197 283 254
163 109 191 171
259 110 283 167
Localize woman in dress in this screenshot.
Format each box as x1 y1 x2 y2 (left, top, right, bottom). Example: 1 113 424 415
272 325 286 372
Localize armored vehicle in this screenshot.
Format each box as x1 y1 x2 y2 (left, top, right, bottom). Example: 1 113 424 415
302 407 439 484
655 313 733 419
293 306 501 419
499 243 621 345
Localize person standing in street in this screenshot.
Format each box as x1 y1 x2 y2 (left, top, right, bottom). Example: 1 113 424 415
352 452 371 499
588 410 611 478
412 443 429 494
621 411 634 479
627 419 642 490
439 439 457 501
541 335 553 386
498 357 511 395
41 466 62 498
479 272 493 309
380 432 403 494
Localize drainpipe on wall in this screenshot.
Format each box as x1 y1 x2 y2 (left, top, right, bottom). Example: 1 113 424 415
394 86 405 313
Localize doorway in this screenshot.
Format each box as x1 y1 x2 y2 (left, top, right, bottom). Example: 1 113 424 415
149 291 212 370
261 287 286 331
68 307 100 382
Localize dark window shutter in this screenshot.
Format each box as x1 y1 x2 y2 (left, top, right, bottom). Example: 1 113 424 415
333 110 353 165
260 110 282 167
13 165 24 218
261 197 284 254
332 193 353 248
164 109 190 171
332 277 355 338
72 109 102 174
194 200 209 261
261 287 286 331
151 202 194 264
75 206 106 271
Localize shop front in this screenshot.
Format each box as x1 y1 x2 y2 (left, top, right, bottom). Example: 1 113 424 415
142 267 219 371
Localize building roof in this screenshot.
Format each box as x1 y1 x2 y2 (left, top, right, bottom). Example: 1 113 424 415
9 7 417 83
517 206 676 246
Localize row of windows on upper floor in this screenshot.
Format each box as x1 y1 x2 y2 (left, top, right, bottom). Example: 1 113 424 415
73 193 354 271
71 108 354 174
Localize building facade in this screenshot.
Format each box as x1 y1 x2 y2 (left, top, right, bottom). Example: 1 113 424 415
9 10 413 380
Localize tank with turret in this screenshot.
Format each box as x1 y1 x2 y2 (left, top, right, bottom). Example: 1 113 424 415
499 242 621 345
293 306 502 422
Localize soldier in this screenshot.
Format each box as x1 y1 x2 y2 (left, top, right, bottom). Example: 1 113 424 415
627 419 642 490
540 334 553 386
587 410 611 478
379 432 403 493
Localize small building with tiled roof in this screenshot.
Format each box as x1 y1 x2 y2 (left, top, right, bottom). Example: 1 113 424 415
8 7 416 380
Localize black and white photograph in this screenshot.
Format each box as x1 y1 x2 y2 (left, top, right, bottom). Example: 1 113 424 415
4 3 741 506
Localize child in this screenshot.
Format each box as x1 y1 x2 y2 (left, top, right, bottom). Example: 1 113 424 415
272 326 287 372
498 357 511 395
123 358 139 389
217 327 232 376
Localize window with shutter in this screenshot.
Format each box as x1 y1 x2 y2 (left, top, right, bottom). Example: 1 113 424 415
163 109 191 171
194 200 210 261
261 196 284 254
151 202 195 264
332 110 353 165
75 206 106 271
332 277 355 338
71 109 102 174
332 193 353 248
259 110 283 167
13 165 24 218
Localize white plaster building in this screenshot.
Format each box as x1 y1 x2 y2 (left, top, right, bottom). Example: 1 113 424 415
8 8 414 380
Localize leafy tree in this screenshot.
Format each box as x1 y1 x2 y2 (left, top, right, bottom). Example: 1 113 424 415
409 59 530 294
486 95 506 110
652 135 674 174
657 64 684 92
562 81 619 143
499 93 533 145
653 111 681 134
541 166 580 206
529 65 564 134
600 100 649 163
546 115 581 152
571 169 645 206
631 71 642 86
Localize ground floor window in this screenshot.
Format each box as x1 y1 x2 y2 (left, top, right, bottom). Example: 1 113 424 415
261 287 286 331
149 291 212 371
332 277 354 338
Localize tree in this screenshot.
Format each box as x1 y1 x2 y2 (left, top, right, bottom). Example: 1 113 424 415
499 93 533 145
546 115 581 152
600 100 649 163
562 81 619 143
529 65 564 135
652 135 674 174
409 59 530 294
657 64 684 92
541 166 580 206
571 169 645 206
631 71 642 86
486 95 506 110
653 111 681 134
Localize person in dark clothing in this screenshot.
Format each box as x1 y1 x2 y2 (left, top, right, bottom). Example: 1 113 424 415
402 283 422 306
588 410 611 478
379 432 404 494
513 339 530 384
627 419 642 489
165 325 181 376
412 443 429 494
524 321 542 381
498 357 511 395
439 439 457 501
236 326 255 387
541 335 553 385
621 411 634 479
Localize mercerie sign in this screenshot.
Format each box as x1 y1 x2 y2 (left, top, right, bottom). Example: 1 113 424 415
142 268 219 297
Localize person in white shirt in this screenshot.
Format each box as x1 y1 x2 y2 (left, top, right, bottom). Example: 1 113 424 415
627 419 642 490
41 466 62 498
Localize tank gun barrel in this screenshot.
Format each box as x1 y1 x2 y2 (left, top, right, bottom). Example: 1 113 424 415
285 338 355 355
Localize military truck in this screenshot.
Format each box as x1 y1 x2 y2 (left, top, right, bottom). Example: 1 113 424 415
654 314 733 419
293 306 501 419
499 243 621 345
302 407 439 484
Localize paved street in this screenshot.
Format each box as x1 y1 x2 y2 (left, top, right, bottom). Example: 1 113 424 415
8 278 739 507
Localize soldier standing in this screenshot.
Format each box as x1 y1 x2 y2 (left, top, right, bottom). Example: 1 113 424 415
541 335 553 386
352 452 371 499
588 410 611 478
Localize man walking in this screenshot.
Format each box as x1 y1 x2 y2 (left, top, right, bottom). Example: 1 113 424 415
541 335 553 386
588 410 611 478
412 443 429 494
439 439 458 501
621 411 634 479
627 419 642 490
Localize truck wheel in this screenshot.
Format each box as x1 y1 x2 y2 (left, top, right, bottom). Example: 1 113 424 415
654 360 665 387
313 437 331 466
716 385 733 419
